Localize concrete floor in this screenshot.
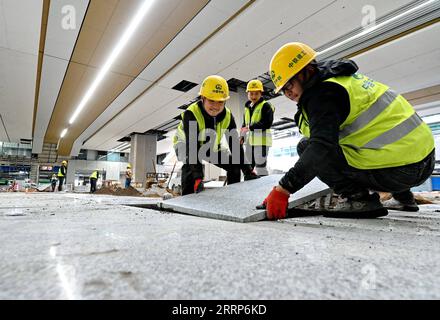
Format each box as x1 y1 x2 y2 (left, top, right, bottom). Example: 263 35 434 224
1 192 440 300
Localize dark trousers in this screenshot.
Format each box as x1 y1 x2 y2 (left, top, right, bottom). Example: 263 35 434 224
51 181 57 192
245 144 270 173
298 138 435 201
181 151 246 196
90 178 97 193
58 177 65 192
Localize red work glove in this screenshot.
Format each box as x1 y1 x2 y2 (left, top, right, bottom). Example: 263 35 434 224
264 187 290 220
194 179 204 193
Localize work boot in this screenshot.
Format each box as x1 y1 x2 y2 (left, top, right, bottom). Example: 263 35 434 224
382 197 419 212
324 191 388 219
243 168 260 181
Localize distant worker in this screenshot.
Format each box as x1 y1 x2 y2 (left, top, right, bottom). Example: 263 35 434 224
90 170 99 194
125 164 133 189
261 42 435 219
173 75 259 195
241 79 275 176
50 174 58 192
57 161 68 192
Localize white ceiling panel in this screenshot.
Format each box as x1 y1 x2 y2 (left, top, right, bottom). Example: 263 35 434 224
0 0 42 54
44 0 89 59
0 0 42 143
33 56 70 152
353 23 440 94
33 0 88 153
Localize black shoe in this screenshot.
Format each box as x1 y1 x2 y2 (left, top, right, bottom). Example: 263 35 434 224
244 172 260 181
323 192 388 219
382 198 419 212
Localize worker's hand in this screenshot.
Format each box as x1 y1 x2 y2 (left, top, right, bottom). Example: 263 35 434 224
240 127 249 135
240 136 245 145
194 179 204 194
264 186 290 220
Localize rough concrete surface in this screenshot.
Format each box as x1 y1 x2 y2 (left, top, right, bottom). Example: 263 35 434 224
161 175 330 222
1 192 440 300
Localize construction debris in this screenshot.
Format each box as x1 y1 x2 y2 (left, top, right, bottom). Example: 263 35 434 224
95 186 142 197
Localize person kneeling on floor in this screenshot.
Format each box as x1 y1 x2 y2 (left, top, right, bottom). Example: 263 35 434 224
261 42 435 220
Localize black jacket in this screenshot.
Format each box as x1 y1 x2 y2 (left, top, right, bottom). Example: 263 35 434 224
242 98 274 131
279 59 359 193
182 101 244 179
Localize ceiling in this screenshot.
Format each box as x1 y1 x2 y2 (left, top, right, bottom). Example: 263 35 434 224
1 0 439 155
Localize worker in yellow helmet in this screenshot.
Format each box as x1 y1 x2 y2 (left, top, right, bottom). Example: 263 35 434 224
125 164 132 189
90 170 99 194
57 160 68 192
261 42 434 220
241 79 275 176
173 75 259 195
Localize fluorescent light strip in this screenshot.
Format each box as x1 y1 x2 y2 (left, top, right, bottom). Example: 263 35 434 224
60 128 68 138
69 0 155 124
318 0 436 56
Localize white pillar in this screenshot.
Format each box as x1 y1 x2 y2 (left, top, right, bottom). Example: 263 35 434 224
129 134 157 186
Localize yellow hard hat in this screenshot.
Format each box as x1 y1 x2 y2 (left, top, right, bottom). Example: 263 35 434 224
62 161 67 165
127 164 132 169
199 75 230 101
247 79 264 92
270 42 317 94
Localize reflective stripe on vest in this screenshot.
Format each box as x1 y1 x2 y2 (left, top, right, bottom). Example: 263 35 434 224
173 102 232 152
299 73 434 169
244 100 274 146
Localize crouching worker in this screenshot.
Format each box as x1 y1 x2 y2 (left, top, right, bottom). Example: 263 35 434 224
174 75 259 195
261 42 435 219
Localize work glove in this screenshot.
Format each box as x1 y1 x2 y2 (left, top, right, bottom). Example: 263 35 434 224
194 179 204 194
260 187 290 220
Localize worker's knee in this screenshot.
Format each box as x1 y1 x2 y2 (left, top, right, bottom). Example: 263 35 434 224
297 137 310 156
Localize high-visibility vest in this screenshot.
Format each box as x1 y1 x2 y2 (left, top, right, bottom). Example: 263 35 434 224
90 171 98 180
244 100 275 146
57 166 66 177
298 73 434 169
173 102 232 152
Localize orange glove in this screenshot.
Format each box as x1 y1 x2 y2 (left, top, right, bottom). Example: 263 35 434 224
264 187 290 220
194 179 204 193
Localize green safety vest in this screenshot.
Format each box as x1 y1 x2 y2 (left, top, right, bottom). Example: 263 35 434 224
90 171 98 179
173 102 232 152
298 73 434 169
57 166 66 177
244 100 275 146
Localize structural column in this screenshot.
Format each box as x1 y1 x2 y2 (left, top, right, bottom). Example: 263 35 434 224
129 133 157 186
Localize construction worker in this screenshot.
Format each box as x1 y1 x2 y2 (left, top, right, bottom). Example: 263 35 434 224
173 75 259 195
261 42 435 219
241 79 275 176
50 174 58 192
90 170 99 194
125 164 132 189
57 161 68 192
